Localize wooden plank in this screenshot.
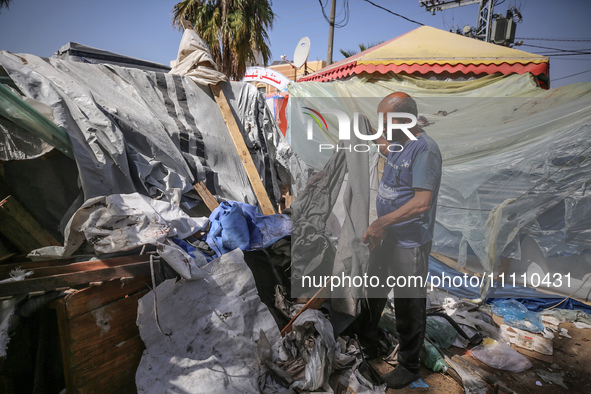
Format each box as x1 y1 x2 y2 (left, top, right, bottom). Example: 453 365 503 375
193 181 219 212
53 297 75 392
0 257 77 277
210 83 276 215
24 255 148 279
71 335 144 392
0 261 150 297
281 286 328 337
0 195 60 253
63 275 150 320
66 290 147 369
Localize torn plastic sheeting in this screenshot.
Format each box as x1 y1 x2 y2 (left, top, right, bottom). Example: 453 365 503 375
0 82 72 159
469 340 532 373
169 28 227 86
491 299 544 334
0 50 306 206
283 309 336 392
206 201 292 257
135 249 281 393
288 73 591 299
29 192 206 262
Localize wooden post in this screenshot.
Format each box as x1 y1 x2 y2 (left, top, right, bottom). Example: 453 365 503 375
193 181 219 212
210 83 276 215
0 194 60 253
280 286 328 337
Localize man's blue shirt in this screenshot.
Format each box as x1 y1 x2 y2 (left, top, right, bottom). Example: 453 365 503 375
376 132 442 248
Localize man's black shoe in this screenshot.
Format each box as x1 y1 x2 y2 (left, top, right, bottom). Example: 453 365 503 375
381 365 420 389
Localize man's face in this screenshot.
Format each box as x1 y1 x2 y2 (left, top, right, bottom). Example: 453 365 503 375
382 116 410 144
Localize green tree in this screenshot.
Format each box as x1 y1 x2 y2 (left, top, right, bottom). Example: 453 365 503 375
339 42 383 59
0 0 12 10
172 0 275 80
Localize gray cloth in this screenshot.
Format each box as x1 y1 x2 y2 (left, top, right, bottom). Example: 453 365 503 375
0 51 306 209
291 117 372 316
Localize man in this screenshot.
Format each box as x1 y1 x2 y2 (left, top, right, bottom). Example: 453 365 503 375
361 92 442 389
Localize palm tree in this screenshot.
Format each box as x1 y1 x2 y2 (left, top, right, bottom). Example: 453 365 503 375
172 0 275 80
339 42 383 59
0 0 12 11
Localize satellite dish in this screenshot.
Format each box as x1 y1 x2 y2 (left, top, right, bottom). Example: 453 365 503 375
293 37 311 69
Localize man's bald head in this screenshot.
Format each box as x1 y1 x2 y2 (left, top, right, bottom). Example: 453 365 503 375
378 92 418 117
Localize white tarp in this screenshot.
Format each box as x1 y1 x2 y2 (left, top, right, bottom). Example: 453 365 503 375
135 249 281 393
0 49 306 211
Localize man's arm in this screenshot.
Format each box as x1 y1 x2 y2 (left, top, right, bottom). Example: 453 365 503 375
363 188 432 251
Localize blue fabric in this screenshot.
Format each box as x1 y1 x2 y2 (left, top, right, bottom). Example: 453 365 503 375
428 256 591 314
206 201 292 256
171 237 214 264
377 133 442 248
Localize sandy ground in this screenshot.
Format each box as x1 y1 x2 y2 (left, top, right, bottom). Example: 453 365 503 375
367 322 591 393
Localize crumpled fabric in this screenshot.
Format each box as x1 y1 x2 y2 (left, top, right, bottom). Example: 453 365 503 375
280 309 336 392
206 201 292 256
135 249 281 393
291 116 373 317
0 50 304 211
169 28 228 86
28 193 208 279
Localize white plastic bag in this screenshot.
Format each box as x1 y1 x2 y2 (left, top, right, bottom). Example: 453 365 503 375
469 339 532 372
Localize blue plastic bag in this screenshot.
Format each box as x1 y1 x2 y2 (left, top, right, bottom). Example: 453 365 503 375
491 299 544 333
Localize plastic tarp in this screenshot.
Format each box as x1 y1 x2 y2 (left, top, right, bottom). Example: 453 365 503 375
135 248 282 393
0 50 307 210
288 72 591 299
205 201 292 257
0 82 73 160
169 28 227 86
28 192 208 279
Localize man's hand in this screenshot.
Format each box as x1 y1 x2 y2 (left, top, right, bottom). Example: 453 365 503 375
363 218 387 251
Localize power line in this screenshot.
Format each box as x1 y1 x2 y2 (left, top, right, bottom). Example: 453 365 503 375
553 68 591 82
318 0 350 28
517 37 591 42
519 43 591 54
361 0 424 26
538 52 591 57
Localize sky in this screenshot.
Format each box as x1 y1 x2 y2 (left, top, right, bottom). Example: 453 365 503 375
0 0 590 88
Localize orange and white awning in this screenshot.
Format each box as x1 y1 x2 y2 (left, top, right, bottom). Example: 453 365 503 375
299 26 549 83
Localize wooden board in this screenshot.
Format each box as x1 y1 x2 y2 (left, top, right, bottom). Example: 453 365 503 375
210 83 276 215
52 276 150 393
70 335 144 393
281 286 328 337
52 276 149 393
66 290 148 368
0 194 60 253
61 274 150 320
193 181 219 212
0 260 151 297
24 255 148 279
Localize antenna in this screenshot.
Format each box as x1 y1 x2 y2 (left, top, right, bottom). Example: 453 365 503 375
293 37 311 69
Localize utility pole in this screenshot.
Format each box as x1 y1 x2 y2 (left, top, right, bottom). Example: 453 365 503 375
326 0 336 65
419 0 494 42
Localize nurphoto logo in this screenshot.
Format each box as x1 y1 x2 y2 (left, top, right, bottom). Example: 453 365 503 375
303 108 417 152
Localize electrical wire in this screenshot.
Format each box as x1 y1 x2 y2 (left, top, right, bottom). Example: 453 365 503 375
361 0 424 26
318 0 350 28
517 37 591 42
519 43 591 54
553 68 591 82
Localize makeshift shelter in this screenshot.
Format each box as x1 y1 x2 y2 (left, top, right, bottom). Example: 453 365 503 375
288 71 591 305
0 27 309 392
298 26 549 88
